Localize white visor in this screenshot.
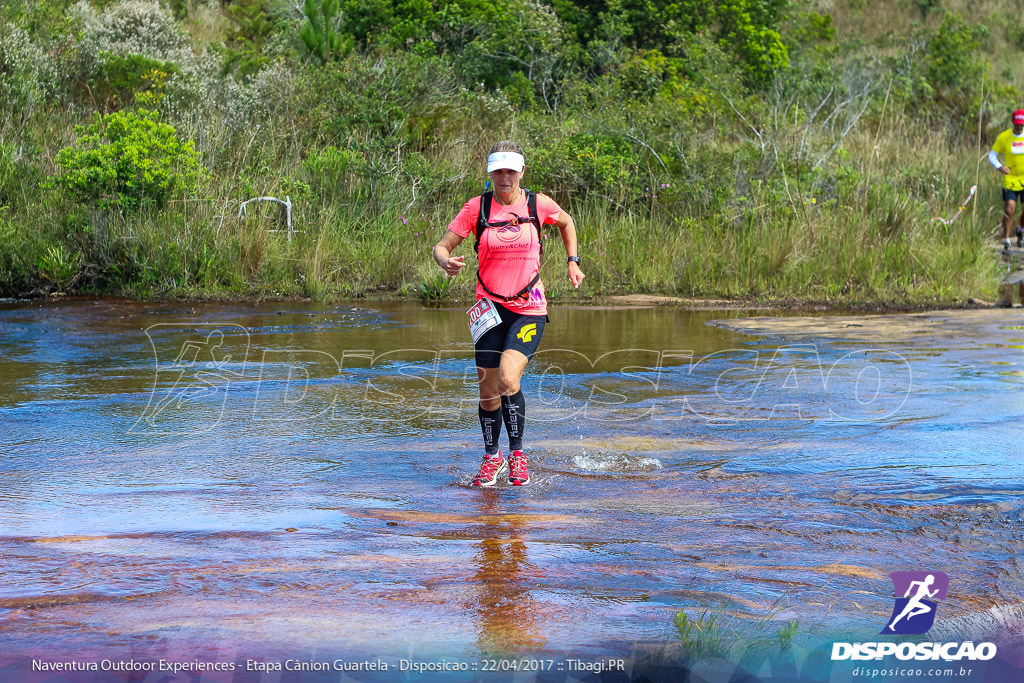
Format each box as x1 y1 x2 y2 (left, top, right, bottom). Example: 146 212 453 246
487 152 525 173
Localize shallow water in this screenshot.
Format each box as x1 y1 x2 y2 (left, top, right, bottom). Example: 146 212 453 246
1 299 1023 672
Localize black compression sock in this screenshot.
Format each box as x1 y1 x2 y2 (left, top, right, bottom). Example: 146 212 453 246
479 404 502 456
501 390 526 451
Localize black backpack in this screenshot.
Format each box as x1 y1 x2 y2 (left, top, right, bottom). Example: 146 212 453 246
472 190 543 302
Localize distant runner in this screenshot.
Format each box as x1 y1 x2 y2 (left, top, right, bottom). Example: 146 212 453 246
988 108 1024 252
431 141 584 486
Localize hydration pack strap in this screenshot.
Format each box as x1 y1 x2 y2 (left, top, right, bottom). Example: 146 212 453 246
476 270 541 303
474 190 542 255
473 189 543 302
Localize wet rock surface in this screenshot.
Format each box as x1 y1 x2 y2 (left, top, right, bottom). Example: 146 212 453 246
0 300 1022 665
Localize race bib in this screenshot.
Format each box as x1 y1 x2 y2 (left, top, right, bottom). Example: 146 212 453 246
1012 141 1024 155
467 298 501 342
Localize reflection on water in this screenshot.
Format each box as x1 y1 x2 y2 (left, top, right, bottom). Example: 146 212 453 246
471 491 545 655
0 299 1023 666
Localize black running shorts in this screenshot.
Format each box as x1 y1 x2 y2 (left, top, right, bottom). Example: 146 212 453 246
474 300 547 369
1003 188 1024 203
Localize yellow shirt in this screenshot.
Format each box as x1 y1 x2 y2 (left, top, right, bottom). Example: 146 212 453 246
993 129 1024 190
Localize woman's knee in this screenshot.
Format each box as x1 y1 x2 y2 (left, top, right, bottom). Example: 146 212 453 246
498 372 521 396
479 380 501 409
478 367 501 409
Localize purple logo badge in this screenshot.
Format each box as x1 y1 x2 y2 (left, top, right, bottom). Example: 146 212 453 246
881 571 949 635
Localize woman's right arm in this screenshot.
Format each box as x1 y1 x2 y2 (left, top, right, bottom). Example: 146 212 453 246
433 230 468 276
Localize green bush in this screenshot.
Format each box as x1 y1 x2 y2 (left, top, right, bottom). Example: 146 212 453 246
1008 25 1024 51
92 53 179 110
915 0 940 18
322 0 570 104
0 22 50 117
37 243 82 289
597 0 788 85
222 60 306 137
88 1 192 57
887 12 989 134
0 141 40 210
302 145 365 200
299 0 353 64
54 108 205 212
0 208 29 296
220 0 277 79
62 0 202 112
923 13 987 94
716 0 790 81
619 49 674 100
309 51 459 146
339 0 437 51
449 0 570 100
530 133 640 204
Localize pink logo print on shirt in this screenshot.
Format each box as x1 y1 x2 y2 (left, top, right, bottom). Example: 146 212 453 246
494 224 523 242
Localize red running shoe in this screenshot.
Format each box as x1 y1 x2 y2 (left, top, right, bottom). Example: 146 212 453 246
472 451 506 487
508 450 530 486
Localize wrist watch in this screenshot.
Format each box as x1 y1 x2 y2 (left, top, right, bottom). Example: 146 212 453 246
567 256 582 266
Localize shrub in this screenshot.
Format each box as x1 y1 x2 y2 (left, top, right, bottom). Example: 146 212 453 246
302 145 365 200
37 243 82 290
619 49 673 100
530 132 640 203
597 0 788 84
220 0 278 79
54 107 205 212
0 208 29 296
92 53 180 110
339 0 438 51
1009 25 1024 51
65 0 207 112
299 0 352 64
0 140 42 211
0 22 51 117
889 12 988 134
309 51 460 147
222 59 305 133
716 0 790 81
167 0 219 20
450 0 570 103
316 0 571 106
85 0 191 58
922 13 987 94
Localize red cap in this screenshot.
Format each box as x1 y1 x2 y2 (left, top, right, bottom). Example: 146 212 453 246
1014 109 1024 125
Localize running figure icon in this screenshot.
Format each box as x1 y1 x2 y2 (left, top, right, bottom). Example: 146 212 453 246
887 574 938 632
881 570 949 635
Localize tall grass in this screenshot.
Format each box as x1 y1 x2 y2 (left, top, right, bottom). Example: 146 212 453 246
672 610 800 660
0 1 1009 306
0 104 1002 305
633 607 800 676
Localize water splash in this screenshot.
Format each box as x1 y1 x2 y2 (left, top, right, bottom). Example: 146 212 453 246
569 452 663 473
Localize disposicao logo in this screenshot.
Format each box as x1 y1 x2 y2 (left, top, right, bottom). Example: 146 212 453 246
882 571 948 635
830 570 997 663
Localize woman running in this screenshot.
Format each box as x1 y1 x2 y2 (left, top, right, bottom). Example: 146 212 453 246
432 141 585 486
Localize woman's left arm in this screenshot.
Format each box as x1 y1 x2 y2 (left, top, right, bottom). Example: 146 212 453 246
555 210 585 289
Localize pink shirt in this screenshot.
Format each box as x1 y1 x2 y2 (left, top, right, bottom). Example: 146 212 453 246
449 191 562 316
